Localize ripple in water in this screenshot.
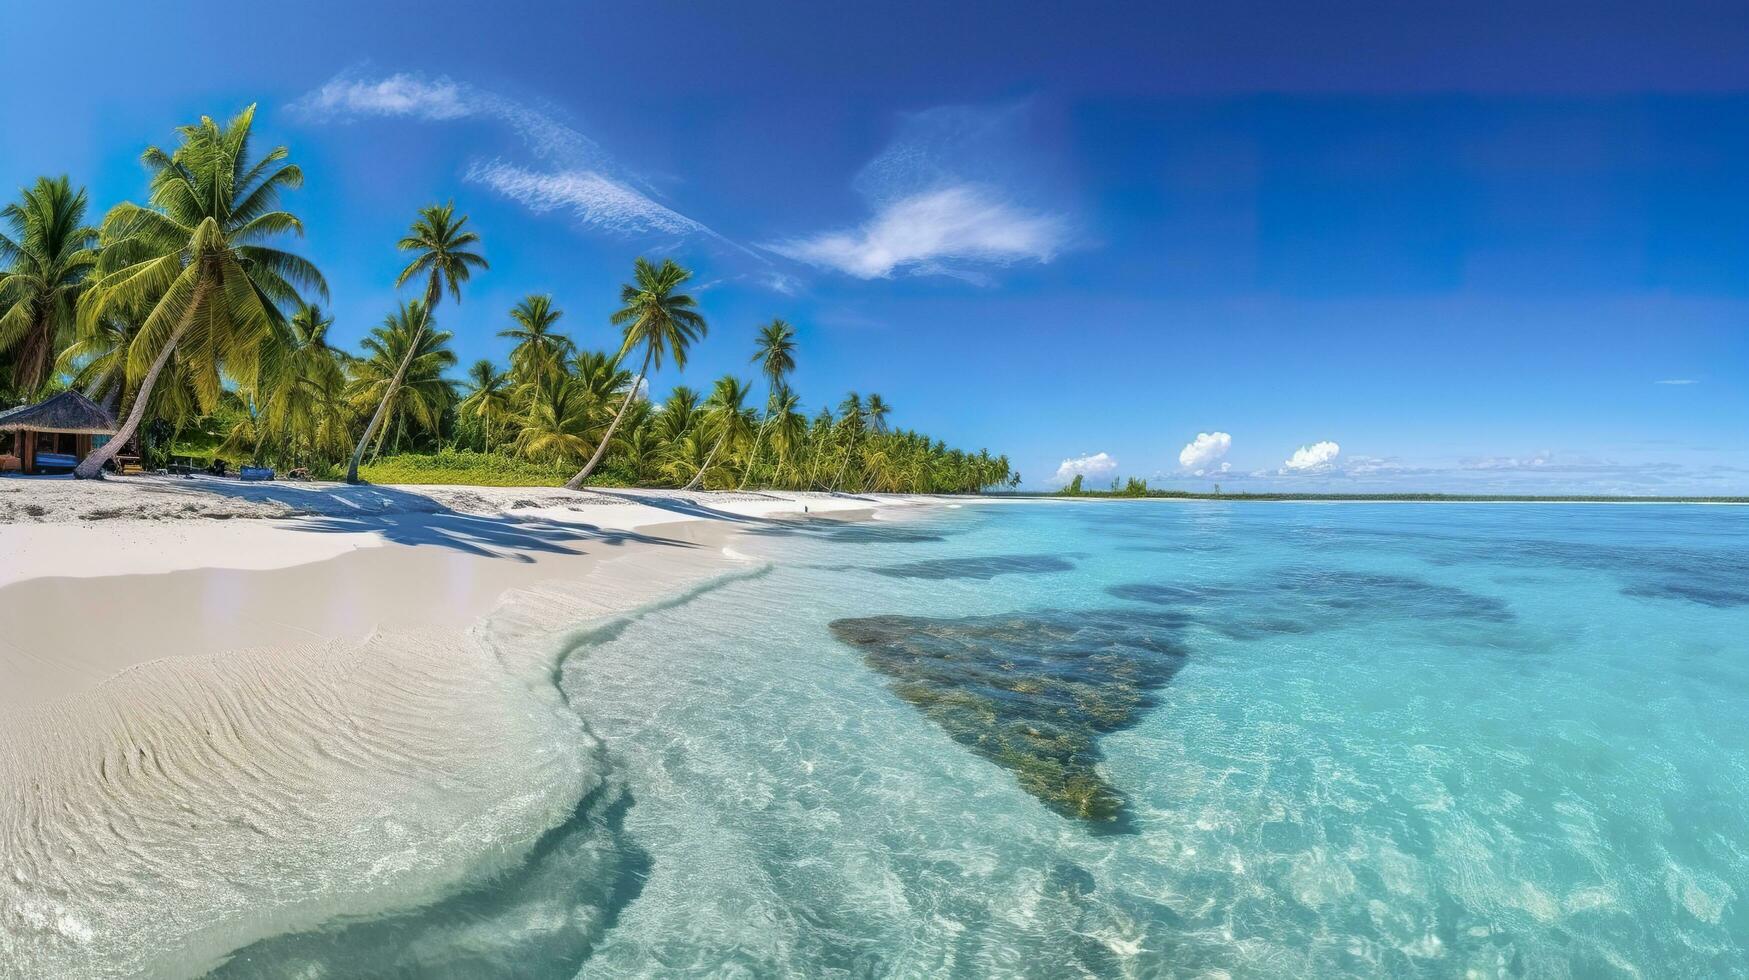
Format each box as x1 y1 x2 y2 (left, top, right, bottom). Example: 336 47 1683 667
829 609 1188 827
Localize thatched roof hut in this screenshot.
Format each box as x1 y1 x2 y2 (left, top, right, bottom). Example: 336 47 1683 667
0 390 118 435
0 390 119 473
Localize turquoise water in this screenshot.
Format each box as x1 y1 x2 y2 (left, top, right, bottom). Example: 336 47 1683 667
219 501 1749 977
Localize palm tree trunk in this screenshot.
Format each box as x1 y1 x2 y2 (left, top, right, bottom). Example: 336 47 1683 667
738 411 773 491
564 348 650 491
683 432 726 491
831 441 855 492
74 290 205 479
346 307 429 484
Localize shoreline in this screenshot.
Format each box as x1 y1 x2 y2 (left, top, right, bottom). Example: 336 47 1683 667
0 477 937 977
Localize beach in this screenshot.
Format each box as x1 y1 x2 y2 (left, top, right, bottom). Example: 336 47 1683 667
0 476 925 978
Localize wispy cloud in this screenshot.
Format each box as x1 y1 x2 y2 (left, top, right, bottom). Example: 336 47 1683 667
465 161 706 236
765 102 1070 280
1052 451 1117 485
1655 378 1700 385
292 70 714 239
767 185 1064 279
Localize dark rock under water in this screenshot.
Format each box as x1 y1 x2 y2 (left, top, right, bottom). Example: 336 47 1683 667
829 610 1188 828
1108 566 1515 634
870 553 1076 581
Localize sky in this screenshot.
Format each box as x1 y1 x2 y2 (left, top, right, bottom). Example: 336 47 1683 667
3 0 1747 493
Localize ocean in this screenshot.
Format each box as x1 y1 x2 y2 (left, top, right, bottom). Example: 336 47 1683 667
215 500 1749 977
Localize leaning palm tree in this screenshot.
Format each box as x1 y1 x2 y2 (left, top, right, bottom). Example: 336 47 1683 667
564 257 705 490
738 318 797 490
499 294 573 387
765 386 806 487
347 201 484 483
829 391 865 491
457 359 513 454
682 374 754 490
347 300 457 459
0 176 99 395
74 105 326 478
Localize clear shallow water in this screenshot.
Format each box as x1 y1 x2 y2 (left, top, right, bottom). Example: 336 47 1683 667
217 501 1749 977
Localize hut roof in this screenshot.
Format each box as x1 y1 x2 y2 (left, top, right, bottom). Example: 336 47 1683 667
0 390 119 435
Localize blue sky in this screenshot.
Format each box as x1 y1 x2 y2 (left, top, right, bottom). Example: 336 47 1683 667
3 1 1747 493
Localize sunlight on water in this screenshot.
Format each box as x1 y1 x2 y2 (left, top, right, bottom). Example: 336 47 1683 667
214 502 1749 977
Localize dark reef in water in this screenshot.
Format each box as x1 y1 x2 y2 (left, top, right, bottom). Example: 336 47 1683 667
829 609 1188 828
870 554 1076 581
1107 566 1514 636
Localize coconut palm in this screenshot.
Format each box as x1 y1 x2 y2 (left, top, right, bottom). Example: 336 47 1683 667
737 318 797 490
829 391 865 491
73 105 326 478
347 300 457 458
499 294 573 387
682 374 754 490
261 303 349 467
0 176 99 395
652 385 701 445
565 257 705 489
458 359 513 454
347 202 484 483
514 372 595 465
765 386 806 487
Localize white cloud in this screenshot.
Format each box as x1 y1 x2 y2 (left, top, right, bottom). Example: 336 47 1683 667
293 70 713 238
765 102 1069 280
1283 440 1341 471
466 162 706 236
1178 432 1232 471
1052 451 1118 485
1655 379 1699 385
766 185 1063 279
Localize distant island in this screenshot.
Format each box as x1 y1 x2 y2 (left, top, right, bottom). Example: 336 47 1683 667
1013 478 1748 504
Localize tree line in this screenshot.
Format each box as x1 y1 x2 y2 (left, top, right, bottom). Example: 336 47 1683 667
0 106 1017 493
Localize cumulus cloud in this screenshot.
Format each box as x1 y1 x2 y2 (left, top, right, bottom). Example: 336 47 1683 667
293 70 715 239
1178 432 1232 472
1052 452 1117 485
765 102 1069 280
1283 441 1341 471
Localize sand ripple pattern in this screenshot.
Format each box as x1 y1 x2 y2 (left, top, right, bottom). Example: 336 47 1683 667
0 544 747 978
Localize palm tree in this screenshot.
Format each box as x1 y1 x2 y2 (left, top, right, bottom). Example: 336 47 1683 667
499 294 573 386
0 176 99 395
682 374 753 490
766 386 806 487
564 257 705 490
738 318 797 490
458 359 513 454
514 371 597 465
347 300 457 459
262 303 348 467
347 202 484 483
74 105 326 478
829 391 865 491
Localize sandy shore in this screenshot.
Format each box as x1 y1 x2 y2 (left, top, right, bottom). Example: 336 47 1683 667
0 475 932 977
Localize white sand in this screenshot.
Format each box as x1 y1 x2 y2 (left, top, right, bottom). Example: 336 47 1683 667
0 476 935 978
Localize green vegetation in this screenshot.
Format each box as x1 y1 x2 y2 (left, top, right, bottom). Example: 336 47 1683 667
0 105 1017 493
356 450 583 488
